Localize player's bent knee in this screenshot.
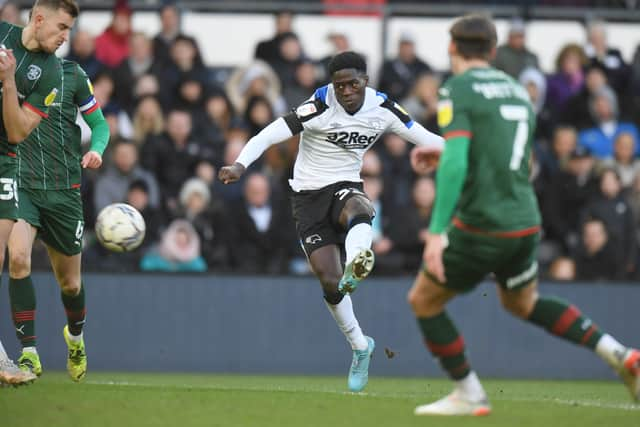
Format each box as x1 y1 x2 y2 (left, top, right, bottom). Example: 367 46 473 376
8 249 30 277
59 277 81 296
500 291 537 319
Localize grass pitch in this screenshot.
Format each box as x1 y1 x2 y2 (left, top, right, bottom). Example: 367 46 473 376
1 372 638 427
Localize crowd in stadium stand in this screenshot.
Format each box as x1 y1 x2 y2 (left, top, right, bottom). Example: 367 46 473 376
3 1 640 280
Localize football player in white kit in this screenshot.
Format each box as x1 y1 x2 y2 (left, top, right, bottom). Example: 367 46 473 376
219 52 443 392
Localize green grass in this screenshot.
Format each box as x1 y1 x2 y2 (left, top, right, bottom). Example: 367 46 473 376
1 372 638 427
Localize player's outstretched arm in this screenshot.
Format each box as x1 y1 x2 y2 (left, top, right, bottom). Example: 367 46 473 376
0 50 43 143
218 116 295 184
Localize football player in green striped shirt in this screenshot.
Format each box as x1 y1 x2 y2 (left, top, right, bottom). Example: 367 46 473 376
408 14 639 416
6 57 108 382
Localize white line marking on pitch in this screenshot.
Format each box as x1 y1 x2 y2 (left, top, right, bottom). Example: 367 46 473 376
85 380 640 411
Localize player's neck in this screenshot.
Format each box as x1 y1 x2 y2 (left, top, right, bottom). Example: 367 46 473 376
21 25 42 52
453 59 490 75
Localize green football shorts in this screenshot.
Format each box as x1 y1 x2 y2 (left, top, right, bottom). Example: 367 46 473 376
0 156 18 221
423 224 540 293
18 187 84 256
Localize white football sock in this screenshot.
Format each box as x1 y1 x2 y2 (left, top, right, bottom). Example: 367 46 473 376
455 371 486 401
345 223 372 265
595 334 628 367
0 340 8 360
67 330 83 343
325 295 368 351
23 346 38 355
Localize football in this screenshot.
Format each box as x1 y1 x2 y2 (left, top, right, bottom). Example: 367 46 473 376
95 203 146 252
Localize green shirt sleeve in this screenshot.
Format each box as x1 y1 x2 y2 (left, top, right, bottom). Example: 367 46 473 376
73 63 109 155
428 78 473 234
24 55 62 118
83 108 110 155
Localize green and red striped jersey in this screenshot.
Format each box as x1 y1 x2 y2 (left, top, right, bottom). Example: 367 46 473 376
437 67 541 233
18 59 97 190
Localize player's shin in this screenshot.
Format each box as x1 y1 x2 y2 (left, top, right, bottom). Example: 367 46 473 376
344 218 372 266
9 276 36 348
324 292 368 351
61 282 86 338
417 312 485 398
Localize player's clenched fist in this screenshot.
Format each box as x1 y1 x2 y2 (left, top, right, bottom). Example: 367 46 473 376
0 48 16 81
218 162 246 184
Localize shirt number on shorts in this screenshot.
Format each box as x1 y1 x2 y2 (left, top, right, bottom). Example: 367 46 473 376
75 220 85 240
500 105 529 171
0 177 16 201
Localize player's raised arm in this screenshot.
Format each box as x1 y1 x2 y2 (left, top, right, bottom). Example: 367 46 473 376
218 96 323 184
75 64 110 169
0 49 48 143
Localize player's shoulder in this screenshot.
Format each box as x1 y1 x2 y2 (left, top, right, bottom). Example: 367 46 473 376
0 20 18 36
373 88 413 127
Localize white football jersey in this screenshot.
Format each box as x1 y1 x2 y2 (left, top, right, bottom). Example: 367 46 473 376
284 84 442 191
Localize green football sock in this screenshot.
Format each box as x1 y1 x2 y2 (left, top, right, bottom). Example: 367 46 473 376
528 296 603 350
418 312 471 380
61 283 86 336
9 276 36 348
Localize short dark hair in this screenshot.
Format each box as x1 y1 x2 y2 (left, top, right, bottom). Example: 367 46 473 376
328 51 367 76
34 0 79 18
450 14 497 60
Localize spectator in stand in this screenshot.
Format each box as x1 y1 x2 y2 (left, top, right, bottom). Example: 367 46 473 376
140 219 207 272
157 35 208 111
0 1 24 26
226 60 287 117
92 71 134 143
377 133 413 211
176 178 231 271
174 73 207 128
317 29 353 84
131 95 165 147
140 109 216 213
127 179 165 248
194 89 234 165
575 218 622 281
547 257 576 281
584 20 630 96
578 85 640 159
94 139 160 212
492 18 539 79
95 0 133 68
581 168 636 277
520 67 554 144
113 32 161 115
542 146 599 253
561 65 608 130
270 31 307 89
386 175 436 273
152 2 185 67
66 30 104 80
133 73 160 100
546 43 587 117
536 125 578 192
627 172 640 232
401 73 440 133
378 31 432 101
283 59 318 110
255 11 295 65
229 173 293 274
602 132 640 189
244 95 275 138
